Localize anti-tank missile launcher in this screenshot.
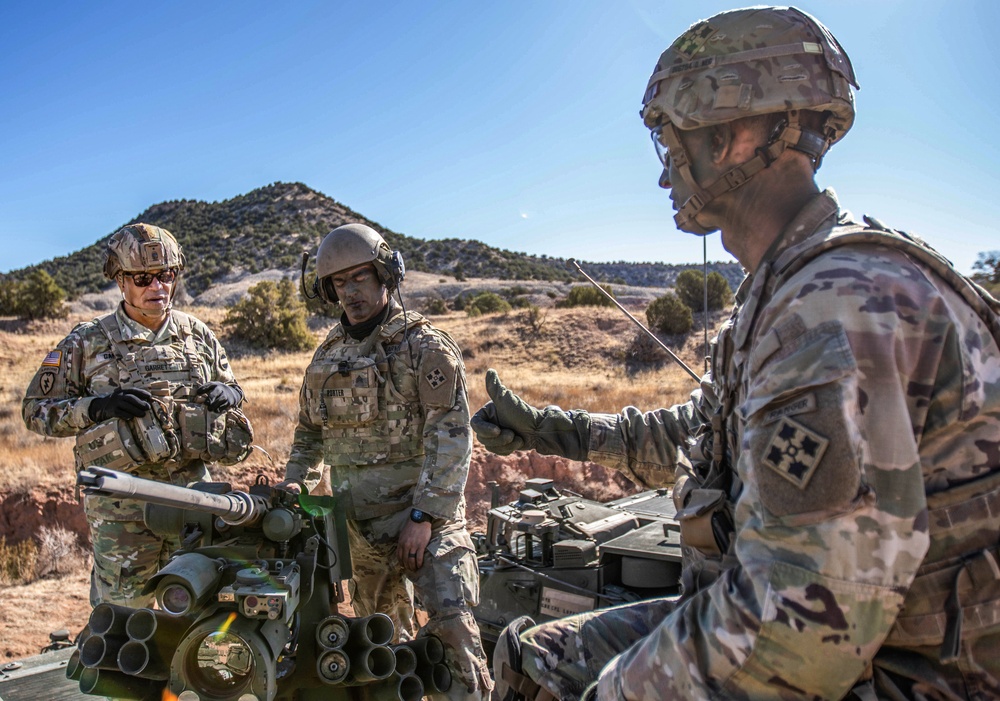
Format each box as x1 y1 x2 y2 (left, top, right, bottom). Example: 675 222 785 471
70 466 451 701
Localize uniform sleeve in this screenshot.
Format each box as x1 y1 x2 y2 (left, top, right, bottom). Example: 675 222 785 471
413 329 472 519
198 322 244 404
596 253 938 700
22 327 97 437
587 385 712 489
284 377 325 486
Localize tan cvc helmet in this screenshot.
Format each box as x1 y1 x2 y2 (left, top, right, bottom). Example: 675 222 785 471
641 6 859 234
103 223 185 279
315 223 405 303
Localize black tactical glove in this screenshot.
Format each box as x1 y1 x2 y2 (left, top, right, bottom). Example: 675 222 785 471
471 368 591 460
88 387 153 423
195 382 242 412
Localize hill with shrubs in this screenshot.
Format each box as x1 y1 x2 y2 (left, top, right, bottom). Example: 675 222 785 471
0 182 745 304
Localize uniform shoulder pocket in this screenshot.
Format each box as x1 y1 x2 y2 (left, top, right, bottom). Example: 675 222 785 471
743 322 865 523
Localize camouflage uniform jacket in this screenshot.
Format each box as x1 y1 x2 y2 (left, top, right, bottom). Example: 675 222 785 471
587 190 1000 699
285 301 472 522
23 303 242 520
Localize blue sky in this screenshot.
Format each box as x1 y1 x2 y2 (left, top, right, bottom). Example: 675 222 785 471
1 1 997 276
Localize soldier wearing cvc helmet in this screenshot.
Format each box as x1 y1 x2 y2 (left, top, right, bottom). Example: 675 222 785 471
476 7 1000 700
280 223 494 700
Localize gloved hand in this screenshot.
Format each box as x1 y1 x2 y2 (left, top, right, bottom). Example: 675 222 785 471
470 368 591 460
195 382 242 412
88 388 153 423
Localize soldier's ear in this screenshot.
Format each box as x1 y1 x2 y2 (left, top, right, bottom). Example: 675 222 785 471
710 123 735 164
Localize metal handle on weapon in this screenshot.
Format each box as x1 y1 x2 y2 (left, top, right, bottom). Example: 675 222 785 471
566 259 701 383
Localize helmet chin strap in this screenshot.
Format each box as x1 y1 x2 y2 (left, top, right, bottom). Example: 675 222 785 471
665 111 831 235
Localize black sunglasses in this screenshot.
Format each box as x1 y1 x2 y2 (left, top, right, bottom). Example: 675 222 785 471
126 269 177 287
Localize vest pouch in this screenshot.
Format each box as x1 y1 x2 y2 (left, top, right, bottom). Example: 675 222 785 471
177 403 254 465
675 488 726 557
220 407 254 465
74 418 146 472
305 356 380 427
131 411 175 464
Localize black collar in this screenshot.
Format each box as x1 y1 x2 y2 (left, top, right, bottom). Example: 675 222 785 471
342 303 390 341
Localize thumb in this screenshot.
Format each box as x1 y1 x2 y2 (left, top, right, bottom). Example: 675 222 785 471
486 369 535 427
485 368 503 402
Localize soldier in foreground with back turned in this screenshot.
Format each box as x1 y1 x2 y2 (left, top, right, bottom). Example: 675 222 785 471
473 7 1000 700
278 223 493 700
23 223 252 608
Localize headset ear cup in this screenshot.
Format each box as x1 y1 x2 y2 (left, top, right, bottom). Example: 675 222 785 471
319 277 339 304
389 251 405 287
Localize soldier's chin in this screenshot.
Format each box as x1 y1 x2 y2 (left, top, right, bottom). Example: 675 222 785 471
141 301 169 313
678 222 717 237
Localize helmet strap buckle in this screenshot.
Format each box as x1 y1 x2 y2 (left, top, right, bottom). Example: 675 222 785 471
770 111 831 172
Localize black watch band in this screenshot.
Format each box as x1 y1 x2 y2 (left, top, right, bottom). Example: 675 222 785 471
410 508 432 524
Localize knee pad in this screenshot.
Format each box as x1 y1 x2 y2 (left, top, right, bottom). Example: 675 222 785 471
494 616 550 701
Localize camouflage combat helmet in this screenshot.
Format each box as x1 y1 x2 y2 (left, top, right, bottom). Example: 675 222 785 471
315 223 404 303
103 223 185 279
641 6 859 234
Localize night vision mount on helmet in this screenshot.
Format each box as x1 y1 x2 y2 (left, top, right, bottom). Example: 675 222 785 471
103 223 185 280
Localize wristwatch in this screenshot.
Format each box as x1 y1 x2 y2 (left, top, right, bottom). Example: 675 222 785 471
409 508 432 524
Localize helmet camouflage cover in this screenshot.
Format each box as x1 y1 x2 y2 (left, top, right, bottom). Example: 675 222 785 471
103 223 185 280
641 6 858 142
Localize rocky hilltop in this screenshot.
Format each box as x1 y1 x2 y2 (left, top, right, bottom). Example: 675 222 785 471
2 182 743 300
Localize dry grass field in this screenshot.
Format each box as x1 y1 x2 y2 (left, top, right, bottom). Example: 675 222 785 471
0 290 721 658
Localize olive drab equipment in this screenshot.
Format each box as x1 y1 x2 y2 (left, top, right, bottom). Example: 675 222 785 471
73 311 253 473
640 7 859 234
311 223 406 304
103 223 185 279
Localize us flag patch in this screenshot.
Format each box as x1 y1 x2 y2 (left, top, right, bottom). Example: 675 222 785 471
42 350 62 367
762 418 829 490
425 368 447 389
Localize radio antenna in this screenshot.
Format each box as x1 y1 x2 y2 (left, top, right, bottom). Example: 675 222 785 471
703 238 710 374
566 259 700 383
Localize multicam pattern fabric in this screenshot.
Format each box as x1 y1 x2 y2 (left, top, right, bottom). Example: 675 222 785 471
640 7 857 139
22 304 243 606
86 511 184 608
284 301 493 700
103 223 183 278
520 191 1000 700
348 508 493 700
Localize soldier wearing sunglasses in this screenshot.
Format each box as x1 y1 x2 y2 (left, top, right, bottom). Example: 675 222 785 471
23 223 252 608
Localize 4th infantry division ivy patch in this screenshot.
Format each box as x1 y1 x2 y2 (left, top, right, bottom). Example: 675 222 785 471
762 417 830 490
